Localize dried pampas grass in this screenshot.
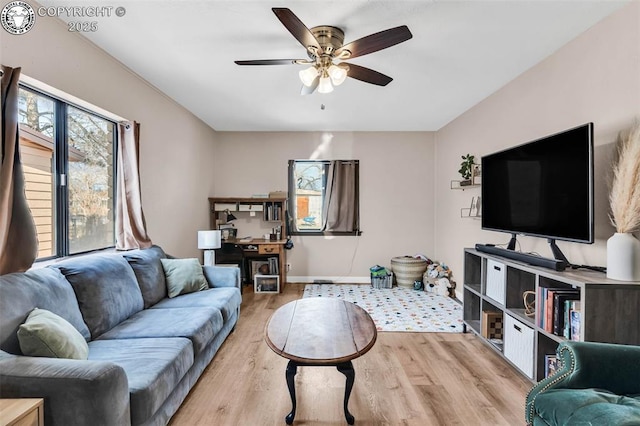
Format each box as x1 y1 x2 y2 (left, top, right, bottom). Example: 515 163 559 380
609 122 640 233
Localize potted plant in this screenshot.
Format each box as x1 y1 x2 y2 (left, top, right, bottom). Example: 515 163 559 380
458 154 475 186
607 122 640 281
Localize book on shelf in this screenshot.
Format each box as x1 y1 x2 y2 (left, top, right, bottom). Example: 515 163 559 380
268 256 279 275
552 290 580 336
539 287 581 337
570 301 582 341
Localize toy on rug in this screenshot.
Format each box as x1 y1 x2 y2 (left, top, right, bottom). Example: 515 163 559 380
424 262 456 298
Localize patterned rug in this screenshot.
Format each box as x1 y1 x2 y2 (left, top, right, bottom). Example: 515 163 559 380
302 284 464 333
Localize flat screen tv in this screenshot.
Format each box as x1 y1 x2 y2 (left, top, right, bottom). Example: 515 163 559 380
481 123 594 246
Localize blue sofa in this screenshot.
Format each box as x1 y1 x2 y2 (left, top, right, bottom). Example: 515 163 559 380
0 246 241 426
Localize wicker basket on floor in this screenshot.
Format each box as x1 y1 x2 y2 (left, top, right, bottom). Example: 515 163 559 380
390 256 428 288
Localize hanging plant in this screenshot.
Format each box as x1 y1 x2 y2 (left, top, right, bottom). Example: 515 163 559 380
458 154 475 181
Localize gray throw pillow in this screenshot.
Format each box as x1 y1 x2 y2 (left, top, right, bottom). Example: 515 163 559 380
17 308 89 360
160 258 209 298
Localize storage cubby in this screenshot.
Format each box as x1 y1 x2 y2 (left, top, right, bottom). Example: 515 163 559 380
463 251 482 294
536 333 560 382
462 248 640 382
463 288 481 335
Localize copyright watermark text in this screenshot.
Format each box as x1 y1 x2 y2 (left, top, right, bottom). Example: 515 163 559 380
1 1 126 34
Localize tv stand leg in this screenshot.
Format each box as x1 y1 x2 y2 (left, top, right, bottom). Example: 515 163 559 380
548 239 570 265
507 234 517 250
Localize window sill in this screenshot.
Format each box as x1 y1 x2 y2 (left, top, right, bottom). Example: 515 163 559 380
29 246 117 270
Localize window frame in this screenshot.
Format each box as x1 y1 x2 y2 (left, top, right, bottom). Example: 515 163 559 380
287 159 361 236
19 83 118 260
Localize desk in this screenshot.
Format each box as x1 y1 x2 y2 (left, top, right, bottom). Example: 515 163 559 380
209 197 288 292
216 238 287 292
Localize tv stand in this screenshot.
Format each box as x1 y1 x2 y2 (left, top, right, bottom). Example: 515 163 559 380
507 233 517 250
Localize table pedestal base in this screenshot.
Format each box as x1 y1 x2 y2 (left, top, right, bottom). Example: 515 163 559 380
285 360 355 425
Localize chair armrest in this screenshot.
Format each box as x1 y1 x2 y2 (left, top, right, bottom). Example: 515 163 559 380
525 341 640 424
202 265 241 289
0 351 131 426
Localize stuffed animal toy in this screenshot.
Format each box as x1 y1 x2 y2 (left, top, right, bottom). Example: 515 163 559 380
435 277 451 297
423 262 456 297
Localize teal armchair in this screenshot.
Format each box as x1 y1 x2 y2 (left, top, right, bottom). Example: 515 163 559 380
526 341 640 425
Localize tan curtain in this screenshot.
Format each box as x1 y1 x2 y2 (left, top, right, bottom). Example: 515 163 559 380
115 121 152 250
322 160 359 232
0 65 38 274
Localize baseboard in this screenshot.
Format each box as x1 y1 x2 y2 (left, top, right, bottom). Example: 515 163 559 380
287 276 370 284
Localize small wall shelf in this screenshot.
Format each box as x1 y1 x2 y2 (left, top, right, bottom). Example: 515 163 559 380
451 180 480 190
461 208 482 219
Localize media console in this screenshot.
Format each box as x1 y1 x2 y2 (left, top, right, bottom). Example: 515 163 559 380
463 248 640 382
475 243 567 271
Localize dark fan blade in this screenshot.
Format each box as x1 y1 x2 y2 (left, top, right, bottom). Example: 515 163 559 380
344 63 393 86
301 76 320 95
335 25 412 59
235 59 302 66
272 8 321 53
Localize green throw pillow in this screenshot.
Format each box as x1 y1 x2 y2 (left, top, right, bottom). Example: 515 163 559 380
17 308 89 360
160 258 209 298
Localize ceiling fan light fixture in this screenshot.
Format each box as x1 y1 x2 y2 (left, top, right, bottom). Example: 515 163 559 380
299 66 319 87
317 75 334 94
328 64 348 86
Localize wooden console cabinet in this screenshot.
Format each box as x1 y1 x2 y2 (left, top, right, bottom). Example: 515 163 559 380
463 248 640 382
0 399 44 426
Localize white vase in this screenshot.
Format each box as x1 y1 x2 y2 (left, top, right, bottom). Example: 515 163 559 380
606 232 640 281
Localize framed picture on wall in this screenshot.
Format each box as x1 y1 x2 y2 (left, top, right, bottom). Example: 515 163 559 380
219 225 237 240
472 164 482 185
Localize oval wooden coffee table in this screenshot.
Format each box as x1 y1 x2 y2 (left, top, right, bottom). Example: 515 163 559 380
265 297 377 425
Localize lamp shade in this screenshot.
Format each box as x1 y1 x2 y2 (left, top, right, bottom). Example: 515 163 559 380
318 75 334 94
198 230 221 249
328 64 347 86
299 66 319 87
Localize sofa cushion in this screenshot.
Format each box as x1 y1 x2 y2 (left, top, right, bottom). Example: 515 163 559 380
55 254 144 339
122 245 168 308
96 307 223 355
151 287 241 322
0 267 90 354
88 337 193 426
160 258 209 298
18 308 89 360
535 389 640 425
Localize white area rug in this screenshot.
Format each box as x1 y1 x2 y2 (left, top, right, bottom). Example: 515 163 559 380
302 284 464 333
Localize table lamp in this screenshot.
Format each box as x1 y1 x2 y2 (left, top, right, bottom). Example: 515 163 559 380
198 230 221 266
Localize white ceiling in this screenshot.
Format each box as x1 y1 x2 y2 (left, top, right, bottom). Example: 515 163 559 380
40 0 628 131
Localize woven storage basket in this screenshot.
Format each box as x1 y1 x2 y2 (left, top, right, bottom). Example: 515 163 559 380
390 256 428 288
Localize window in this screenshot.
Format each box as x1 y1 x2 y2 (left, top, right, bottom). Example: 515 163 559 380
18 86 117 259
288 160 360 235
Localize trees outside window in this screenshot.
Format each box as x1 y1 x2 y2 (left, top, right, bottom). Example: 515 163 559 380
18 86 116 258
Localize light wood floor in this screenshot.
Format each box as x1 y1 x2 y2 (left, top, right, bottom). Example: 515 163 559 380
169 284 532 425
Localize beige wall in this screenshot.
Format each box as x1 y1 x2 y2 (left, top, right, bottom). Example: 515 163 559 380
2 11 218 258
3 2 637 281
434 1 640 295
214 131 436 281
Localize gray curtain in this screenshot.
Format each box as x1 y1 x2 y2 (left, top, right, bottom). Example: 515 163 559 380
115 121 152 250
0 65 38 274
322 160 359 232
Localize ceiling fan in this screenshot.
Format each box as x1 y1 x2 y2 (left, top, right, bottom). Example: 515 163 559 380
235 8 413 95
